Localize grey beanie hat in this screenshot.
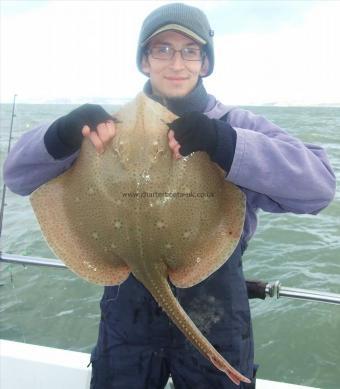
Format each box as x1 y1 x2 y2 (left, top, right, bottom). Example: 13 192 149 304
137 3 214 77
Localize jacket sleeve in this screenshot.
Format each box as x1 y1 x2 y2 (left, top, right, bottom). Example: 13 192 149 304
3 123 79 196
226 108 336 214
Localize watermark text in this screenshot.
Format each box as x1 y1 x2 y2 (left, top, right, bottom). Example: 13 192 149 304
122 191 215 199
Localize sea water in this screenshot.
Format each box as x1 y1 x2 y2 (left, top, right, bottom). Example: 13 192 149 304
0 103 339 388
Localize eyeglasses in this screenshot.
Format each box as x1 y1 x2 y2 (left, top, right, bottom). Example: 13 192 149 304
146 45 204 61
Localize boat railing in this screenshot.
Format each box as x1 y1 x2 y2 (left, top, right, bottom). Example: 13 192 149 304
1 251 340 305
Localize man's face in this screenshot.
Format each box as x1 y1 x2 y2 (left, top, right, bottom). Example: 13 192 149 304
141 30 209 98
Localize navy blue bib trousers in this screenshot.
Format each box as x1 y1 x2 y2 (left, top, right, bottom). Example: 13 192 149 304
90 243 257 388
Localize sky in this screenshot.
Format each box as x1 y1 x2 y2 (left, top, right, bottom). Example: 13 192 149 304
1 0 340 106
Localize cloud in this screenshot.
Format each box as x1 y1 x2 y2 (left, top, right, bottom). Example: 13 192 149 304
205 1 340 105
1 0 339 105
0 1 159 103
208 0 316 34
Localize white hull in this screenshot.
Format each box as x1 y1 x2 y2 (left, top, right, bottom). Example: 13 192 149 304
0 339 319 389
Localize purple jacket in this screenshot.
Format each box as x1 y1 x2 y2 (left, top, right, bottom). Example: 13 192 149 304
3 95 336 246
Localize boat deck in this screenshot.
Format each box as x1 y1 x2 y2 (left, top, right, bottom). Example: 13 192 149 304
0 339 318 389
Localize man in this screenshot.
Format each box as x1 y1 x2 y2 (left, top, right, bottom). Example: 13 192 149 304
3 3 336 389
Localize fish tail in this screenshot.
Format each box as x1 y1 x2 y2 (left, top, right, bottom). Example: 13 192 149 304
146 275 251 386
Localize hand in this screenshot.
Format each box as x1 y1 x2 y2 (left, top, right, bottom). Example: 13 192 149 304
82 120 116 154
168 129 182 160
57 104 118 153
167 111 218 159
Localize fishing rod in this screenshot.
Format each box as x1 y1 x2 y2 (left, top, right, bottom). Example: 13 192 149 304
0 94 17 239
1 252 340 305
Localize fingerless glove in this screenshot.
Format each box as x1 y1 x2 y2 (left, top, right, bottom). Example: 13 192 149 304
168 111 236 172
44 104 114 159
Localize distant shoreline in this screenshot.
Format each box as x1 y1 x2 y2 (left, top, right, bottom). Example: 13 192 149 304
1 102 340 108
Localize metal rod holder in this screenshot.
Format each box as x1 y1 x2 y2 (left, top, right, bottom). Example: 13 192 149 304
265 280 340 305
